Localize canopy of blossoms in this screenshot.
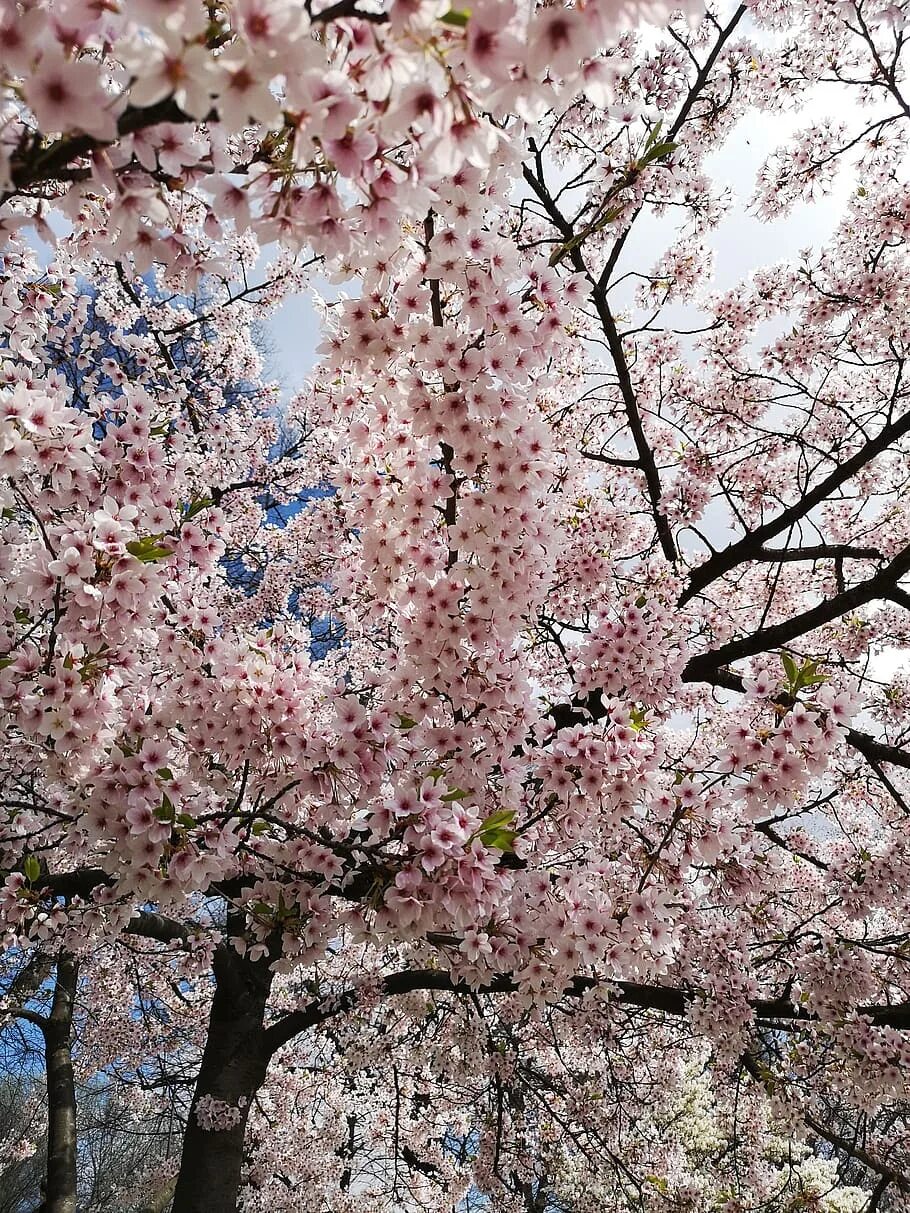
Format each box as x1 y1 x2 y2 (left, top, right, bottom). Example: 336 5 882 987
1 0 910 1208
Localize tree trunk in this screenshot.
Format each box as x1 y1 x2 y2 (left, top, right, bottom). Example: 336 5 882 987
43 952 79 1213
170 938 274 1213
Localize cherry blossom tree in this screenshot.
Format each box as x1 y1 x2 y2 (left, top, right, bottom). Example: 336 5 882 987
2 0 910 1210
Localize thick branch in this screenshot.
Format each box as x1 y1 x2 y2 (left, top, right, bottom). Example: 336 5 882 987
680 406 910 605
36 869 111 899
552 667 910 774
263 968 910 1058
848 729 910 771
1 1004 49 1029
683 541 910 682
805 1111 910 1193
750 544 883 563
310 0 388 21
5 3 385 200
127 911 191 944
5 98 189 200
33 871 191 942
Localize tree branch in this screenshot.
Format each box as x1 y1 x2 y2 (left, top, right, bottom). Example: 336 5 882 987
750 544 883 563
683 541 910 682
680 406 910 605
262 967 910 1058
5 98 190 200
521 163 676 562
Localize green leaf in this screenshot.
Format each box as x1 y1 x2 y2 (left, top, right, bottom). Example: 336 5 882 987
481 828 518 852
157 767 173 782
440 7 470 24
155 794 175 822
176 813 195 828
251 820 269 836
797 658 826 687
477 809 518 852
479 809 515 832
640 140 677 165
782 653 827 696
0 658 12 670
24 855 40 884
643 121 663 151
441 787 471 802
126 536 174 563
183 496 212 522
396 714 417 730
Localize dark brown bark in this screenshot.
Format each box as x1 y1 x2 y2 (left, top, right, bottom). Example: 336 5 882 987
43 953 79 1213
170 934 274 1213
